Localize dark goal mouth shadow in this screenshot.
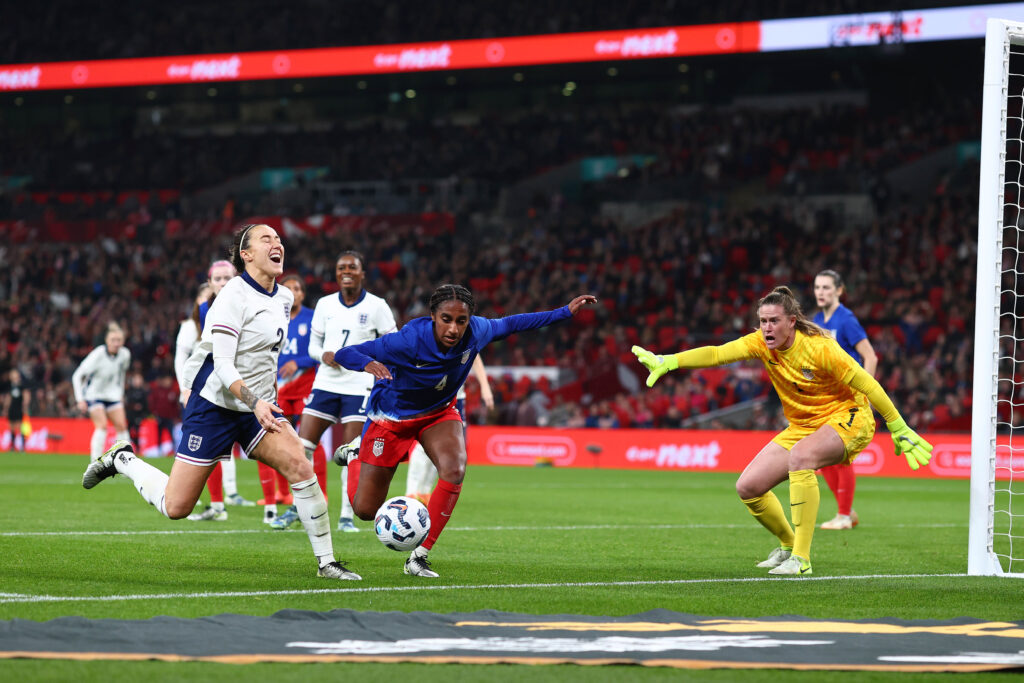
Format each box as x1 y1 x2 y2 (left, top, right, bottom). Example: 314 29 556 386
1 609 1022 672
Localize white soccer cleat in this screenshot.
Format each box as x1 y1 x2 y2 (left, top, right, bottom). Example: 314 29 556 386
82 439 133 489
755 546 792 568
337 517 360 533
187 506 228 522
768 554 813 576
263 509 278 525
332 437 360 467
404 553 439 578
318 560 362 580
225 493 256 507
820 512 858 530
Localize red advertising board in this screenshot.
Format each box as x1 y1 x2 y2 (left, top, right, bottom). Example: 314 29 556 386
466 426 1003 480
12 417 1002 481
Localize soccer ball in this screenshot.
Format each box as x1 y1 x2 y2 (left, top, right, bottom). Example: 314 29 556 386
374 496 430 551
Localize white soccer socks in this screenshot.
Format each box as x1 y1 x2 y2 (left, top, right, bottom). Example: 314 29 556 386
220 455 239 497
114 450 170 517
291 476 334 565
89 428 106 462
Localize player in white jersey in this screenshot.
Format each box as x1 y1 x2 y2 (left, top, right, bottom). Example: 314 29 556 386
272 250 397 532
405 355 494 503
84 224 360 581
174 282 212 397
72 322 132 462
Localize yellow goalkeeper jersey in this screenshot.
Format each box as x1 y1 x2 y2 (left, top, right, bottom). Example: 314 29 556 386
681 330 869 428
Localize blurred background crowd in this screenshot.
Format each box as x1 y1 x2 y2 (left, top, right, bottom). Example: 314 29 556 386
0 0 993 435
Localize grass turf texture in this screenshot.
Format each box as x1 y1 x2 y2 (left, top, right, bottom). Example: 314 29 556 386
1 452 1021 682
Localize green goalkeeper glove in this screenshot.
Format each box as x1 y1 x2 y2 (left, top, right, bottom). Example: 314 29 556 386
886 417 934 471
632 345 679 387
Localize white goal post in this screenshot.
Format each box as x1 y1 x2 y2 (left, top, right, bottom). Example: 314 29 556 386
970 18 1024 577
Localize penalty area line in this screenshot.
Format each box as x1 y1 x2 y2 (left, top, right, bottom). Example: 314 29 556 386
0 573 968 604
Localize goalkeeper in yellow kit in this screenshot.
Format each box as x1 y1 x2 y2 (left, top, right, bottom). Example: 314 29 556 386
633 286 933 576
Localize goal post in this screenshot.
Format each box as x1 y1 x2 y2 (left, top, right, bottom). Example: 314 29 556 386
970 18 1024 577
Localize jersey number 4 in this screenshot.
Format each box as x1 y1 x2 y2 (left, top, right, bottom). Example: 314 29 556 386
434 375 448 391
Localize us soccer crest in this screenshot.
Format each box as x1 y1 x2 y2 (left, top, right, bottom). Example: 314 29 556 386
801 368 815 380
188 434 203 451
372 438 385 457
298 323 308 336
461 350 471 365
359 313 369 325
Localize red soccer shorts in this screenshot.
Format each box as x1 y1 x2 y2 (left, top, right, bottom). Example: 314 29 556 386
359 399 463 468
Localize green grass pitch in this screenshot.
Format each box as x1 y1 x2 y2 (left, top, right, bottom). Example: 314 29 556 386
1 452 1021 682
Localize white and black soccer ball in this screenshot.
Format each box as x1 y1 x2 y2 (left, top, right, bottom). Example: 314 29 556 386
374 496 430 551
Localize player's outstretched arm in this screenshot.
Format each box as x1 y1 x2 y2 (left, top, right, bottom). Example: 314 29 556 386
632 339 751 388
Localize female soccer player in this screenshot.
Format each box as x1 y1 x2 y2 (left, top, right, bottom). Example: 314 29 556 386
632 286 931 576
272 251 396 533
174 282 212 397
405 355 494 504
335 284 596 578
813 269 878 531
262 273 317 525
72 322 131 462
4 369 29 452
83 224 360 581
188 261 256 519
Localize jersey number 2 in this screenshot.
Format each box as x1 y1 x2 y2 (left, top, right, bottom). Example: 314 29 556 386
271 329 284 352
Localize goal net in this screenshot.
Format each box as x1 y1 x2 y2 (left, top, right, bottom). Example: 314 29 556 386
971 18 1024 577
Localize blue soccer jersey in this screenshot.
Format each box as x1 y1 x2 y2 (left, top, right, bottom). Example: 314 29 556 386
198 300 210 332
279 307 317 372
813 303 868 366
336 307 571 421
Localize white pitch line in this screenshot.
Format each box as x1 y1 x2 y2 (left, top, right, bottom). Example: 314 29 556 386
0 522 965 537
0 573 970 605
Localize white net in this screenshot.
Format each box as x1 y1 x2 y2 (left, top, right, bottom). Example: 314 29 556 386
993 41 1024 574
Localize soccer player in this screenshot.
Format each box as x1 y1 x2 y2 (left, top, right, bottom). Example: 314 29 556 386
273 251 396 533
3 369 29 452
72 322 131 462
189 261 256 519
262 273 317 525
405 355 494 504
813 269 878 531
174 282 211 398
334 284 596 578
632 286 932 576
83 224 360 581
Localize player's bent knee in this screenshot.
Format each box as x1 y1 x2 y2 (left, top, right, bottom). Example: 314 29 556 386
164 499 194 519
436 462 465 484
735 480 765 500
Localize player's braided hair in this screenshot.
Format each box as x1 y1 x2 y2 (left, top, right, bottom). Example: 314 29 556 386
429 284 476 315
757 286 826 337
337 249 366 270
230 223 265 273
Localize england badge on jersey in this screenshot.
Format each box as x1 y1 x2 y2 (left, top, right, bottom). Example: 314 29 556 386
461 350 470 365
372 438 385 457
359 313 368 325
188 434 203 452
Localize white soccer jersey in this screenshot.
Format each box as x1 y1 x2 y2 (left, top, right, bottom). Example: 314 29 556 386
72 345 131 402
182 275 293 413
174 318 200 394
309 290 396 395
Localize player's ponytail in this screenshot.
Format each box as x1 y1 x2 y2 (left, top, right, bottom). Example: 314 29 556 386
429 284 476 315
757 286 826 337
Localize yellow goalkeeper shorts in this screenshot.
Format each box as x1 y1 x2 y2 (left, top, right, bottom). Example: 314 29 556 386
771 404 875 464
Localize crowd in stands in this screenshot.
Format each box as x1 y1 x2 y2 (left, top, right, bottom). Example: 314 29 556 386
0 161 978 434
1 0 990 63
2 98 979 225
